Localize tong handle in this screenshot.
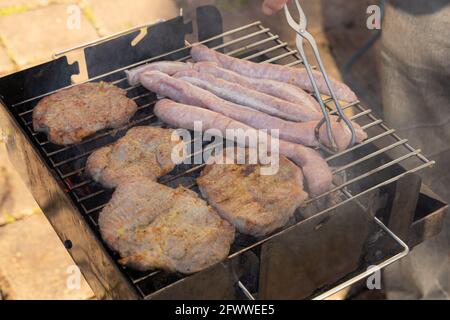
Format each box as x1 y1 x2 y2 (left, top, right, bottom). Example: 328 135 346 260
303 32 357 149
284 0 357 153
295 36 338 153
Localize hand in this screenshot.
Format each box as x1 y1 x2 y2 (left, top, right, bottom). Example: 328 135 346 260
262 0 289 15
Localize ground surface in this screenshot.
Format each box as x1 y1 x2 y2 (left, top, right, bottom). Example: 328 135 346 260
0 0 380 299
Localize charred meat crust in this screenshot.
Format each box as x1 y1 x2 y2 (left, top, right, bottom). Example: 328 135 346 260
32 82 137 145
86 126 183 189
99 178 235 274
197 148 308 237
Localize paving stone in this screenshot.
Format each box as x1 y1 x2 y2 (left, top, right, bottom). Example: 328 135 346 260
0 213 94 300
0 3 98 67
0 0 47 10
0 0 77 10
85 0 179 36
0 45 14 76
0 144 41 225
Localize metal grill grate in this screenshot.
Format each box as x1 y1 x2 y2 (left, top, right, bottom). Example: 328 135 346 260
9 21 434 298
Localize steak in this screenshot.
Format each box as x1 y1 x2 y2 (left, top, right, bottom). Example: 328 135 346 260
33 82 137 145
197 147 308 237
99 178 235 274
86 126 184 188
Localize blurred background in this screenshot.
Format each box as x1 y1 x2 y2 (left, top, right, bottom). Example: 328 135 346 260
0 0 381 299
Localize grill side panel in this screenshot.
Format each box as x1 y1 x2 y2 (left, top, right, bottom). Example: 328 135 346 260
0 102 139 300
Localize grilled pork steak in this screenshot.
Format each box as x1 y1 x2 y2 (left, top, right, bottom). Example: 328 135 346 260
86 126 183 188
33 82 137 145
197 147 308 237
99 178 235 274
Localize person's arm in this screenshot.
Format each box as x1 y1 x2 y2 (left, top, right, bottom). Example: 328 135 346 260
262 0 289 15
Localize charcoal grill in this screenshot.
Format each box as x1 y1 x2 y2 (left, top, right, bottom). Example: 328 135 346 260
0 6 447 300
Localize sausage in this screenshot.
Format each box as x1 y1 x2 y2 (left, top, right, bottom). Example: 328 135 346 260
154 99 333 195
173 69 322 122
126 61 192 86
194 61 320 113
139 71 367 151
191 44 357 103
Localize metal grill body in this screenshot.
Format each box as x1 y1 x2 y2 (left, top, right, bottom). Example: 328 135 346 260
0 7 447 300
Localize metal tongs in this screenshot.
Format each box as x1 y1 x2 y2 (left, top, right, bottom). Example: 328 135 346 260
284 0 357 153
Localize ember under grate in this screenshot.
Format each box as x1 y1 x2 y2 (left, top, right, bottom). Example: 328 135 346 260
7 21 434 298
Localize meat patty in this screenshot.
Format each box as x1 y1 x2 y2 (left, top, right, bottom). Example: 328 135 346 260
197 147 308 237
86 126 184 188
99 178 235 274
33 82 137 145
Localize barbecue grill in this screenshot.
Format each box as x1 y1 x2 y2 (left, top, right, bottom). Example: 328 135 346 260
0 6 447 300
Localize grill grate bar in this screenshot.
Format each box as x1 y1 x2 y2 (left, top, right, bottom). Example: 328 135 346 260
85 203 108 215
160 164 206 185
332 139 408 174
306 149 424 204
350 109 372 120
219 35 280 57
77 189 107 203
326 129 396 162
132 271 162 285
361 119 383 130
196 28 274 55
264 50 297 64
241 42 288 61
286 60 303 67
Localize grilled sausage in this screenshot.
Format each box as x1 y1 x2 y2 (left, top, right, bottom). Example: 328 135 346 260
194 61 321 113
154 99 333 196
191 44 358 103
139 71 367 151
174 69 322 122
126 61 192 86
